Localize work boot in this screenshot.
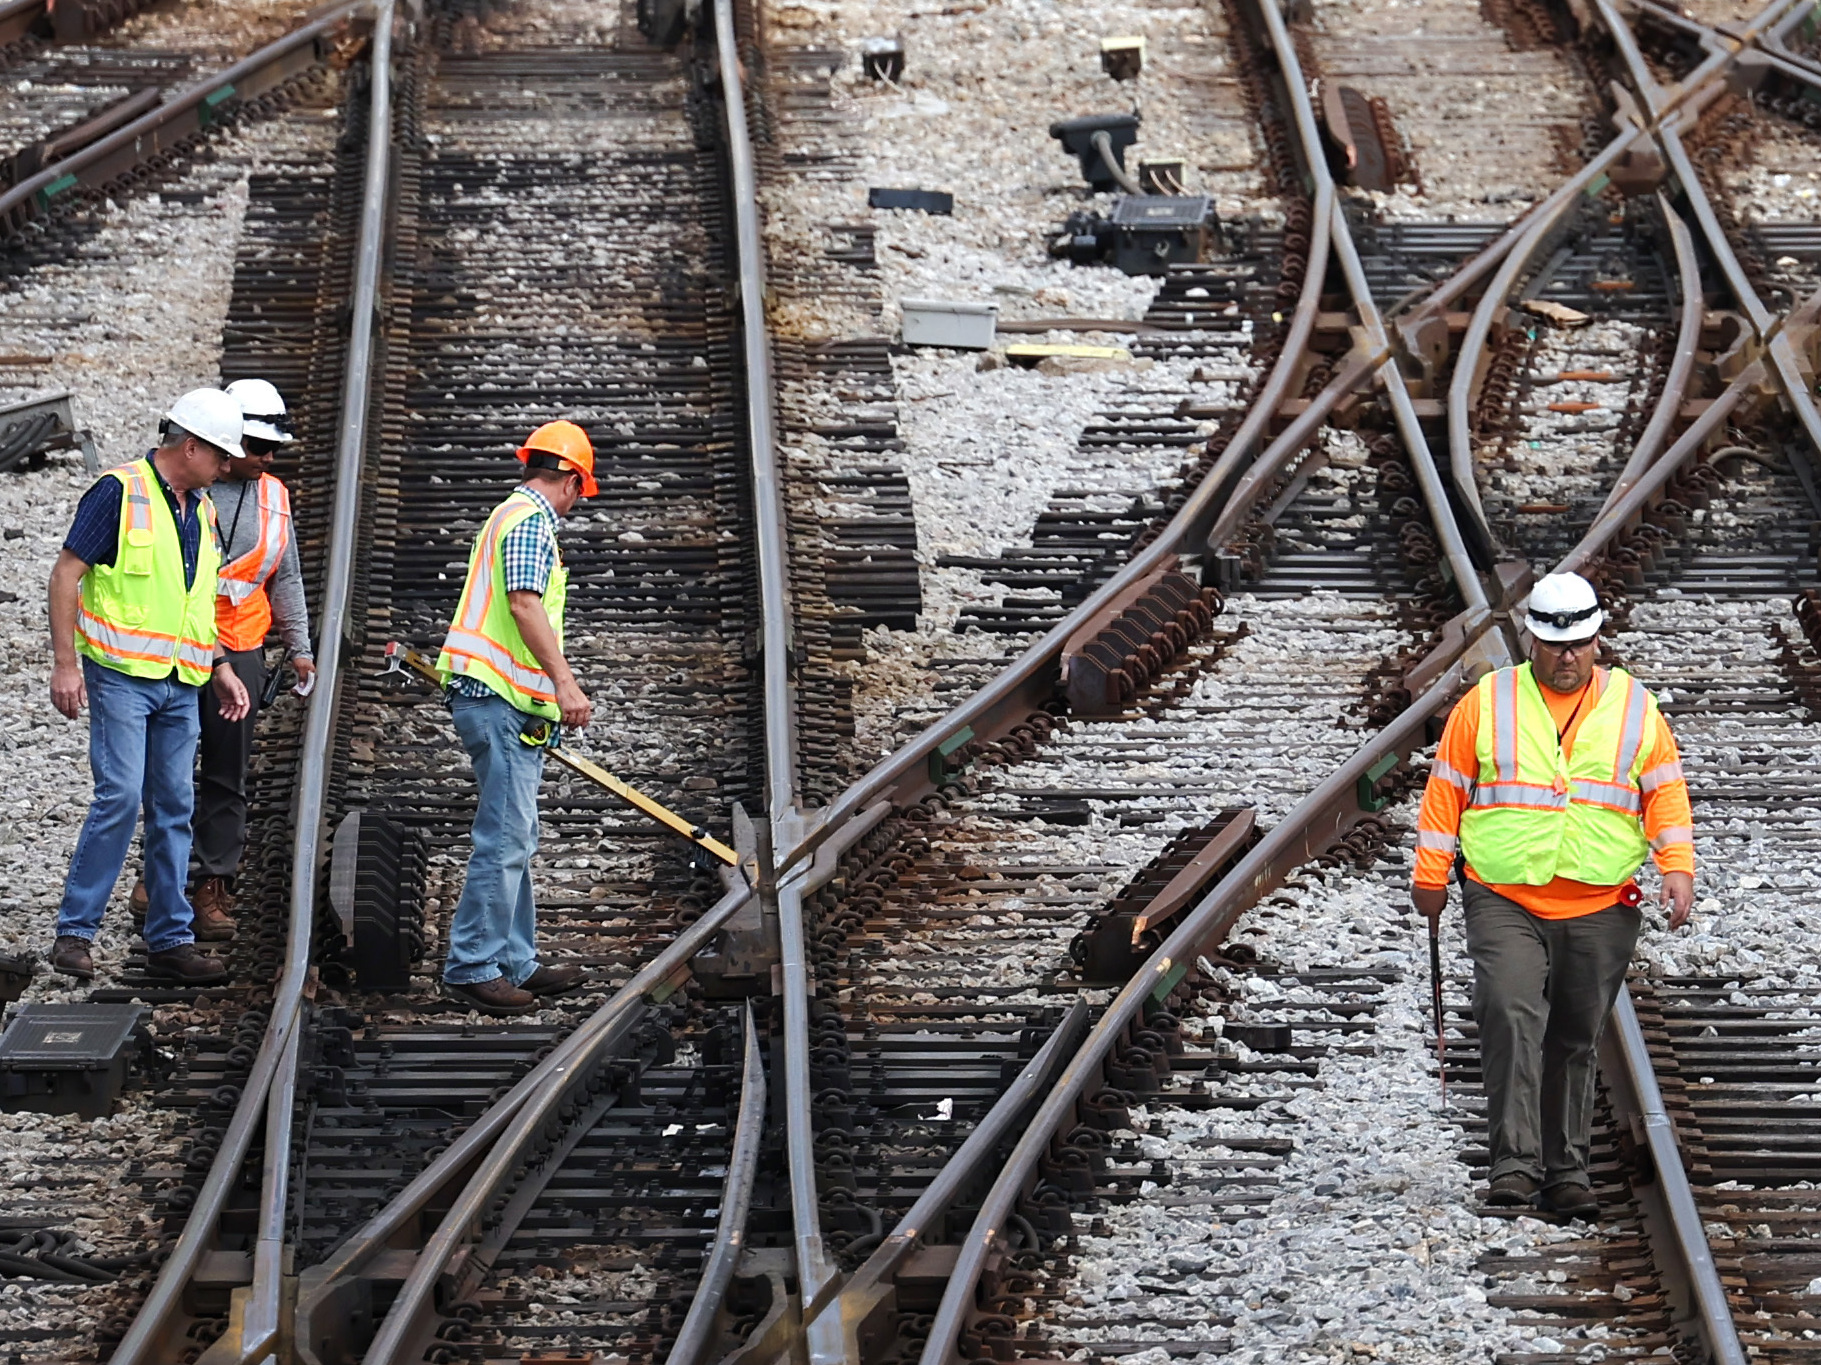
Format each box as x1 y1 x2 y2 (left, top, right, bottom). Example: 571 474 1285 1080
520 963 586 996
1540 1182 1599 1219
190 877 238 942
145 943 229 985
1485 1173 1539 1208
49 936 93 980
444 976 537 1016
128 878 147 926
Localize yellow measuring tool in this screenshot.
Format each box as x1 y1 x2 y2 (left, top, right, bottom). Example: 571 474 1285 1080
382 642 738 867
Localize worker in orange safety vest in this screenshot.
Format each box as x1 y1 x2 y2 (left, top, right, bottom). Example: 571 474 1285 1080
1412 572 1695 1220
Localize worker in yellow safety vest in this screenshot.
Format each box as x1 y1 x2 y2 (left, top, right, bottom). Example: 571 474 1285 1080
132 378 317 940
46 389 254 985
1412 571 1695 1219
435 421 597 1015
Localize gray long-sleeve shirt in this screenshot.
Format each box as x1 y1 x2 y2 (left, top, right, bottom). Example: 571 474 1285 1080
209 476 313 658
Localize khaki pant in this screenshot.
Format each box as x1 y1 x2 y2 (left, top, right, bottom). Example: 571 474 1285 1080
1463 881 1641 1189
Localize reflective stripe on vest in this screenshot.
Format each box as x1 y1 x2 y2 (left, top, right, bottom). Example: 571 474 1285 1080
74 461 220 685
1458 663 1656 887
215 474 293 651
435 491 567 719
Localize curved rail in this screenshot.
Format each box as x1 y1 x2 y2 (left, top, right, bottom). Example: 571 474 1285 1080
108 5 392 1360
298 2 805 1358
0 0 372 234
669 1004 769 1365
906 4 1820 1360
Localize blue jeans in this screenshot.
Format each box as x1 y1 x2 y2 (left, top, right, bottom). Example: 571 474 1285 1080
444 692 546 985
57 660 200 952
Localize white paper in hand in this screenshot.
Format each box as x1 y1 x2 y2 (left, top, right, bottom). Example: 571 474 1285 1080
292 671 316 699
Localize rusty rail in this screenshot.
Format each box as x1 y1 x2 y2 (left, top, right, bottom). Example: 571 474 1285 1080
0 0 371 235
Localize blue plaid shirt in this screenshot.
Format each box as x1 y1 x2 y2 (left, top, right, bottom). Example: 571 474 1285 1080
448 484 561 700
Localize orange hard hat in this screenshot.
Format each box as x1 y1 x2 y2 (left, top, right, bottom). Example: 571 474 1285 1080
516 420 597 498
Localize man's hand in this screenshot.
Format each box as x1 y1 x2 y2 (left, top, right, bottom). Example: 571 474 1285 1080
50 660 86 719
1412 884 1447 927
291 656 316 690
556 678 592 730
1661 870 1695 932
213 663 251 722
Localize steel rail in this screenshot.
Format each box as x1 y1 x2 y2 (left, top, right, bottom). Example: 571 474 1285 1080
1562 281 1821 582
707 0 839 1355
773 186 1340 882
1208 0 1490 610
106 6 389 1361
296 877 755 1363
1437 0 1812 558
1599 0 1821 468
1600 195 1706 513
0 0 372 233
916 620 1498 1365
1599 988 1749 1365
314 4 812 1356
0 0 43 48
1440 92 1714 561
770 0 1803 886
669 1004 769 1365
796 1000 1093 1349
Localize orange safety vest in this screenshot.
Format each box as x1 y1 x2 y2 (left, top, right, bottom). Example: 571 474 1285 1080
214 473 293 652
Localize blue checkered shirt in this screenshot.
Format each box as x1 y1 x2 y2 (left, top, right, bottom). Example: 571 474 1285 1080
448 484 560 699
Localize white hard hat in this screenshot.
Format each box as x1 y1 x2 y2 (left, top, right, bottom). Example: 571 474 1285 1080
164 389 245 461
1525 571 1604 643
224 377 294 446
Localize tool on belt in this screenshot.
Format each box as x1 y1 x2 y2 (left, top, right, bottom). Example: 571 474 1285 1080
383 642 737 867
1428 913 1448 1109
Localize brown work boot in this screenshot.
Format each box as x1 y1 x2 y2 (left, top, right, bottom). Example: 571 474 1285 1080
145 943 229 985
444 976 537 1016
190 877 238 942
49 936 93 980
520 962 587 996
128 878 147 926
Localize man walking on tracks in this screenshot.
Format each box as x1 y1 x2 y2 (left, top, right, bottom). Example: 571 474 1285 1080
1412 571 1695 1219
436 421 597 1015
132 379 316 941
46 389 253 985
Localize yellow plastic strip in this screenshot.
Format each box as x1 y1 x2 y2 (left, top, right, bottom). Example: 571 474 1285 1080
389 644 738 866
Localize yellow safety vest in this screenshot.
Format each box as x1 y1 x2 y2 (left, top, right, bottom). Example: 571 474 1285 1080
436 490 568 719
1459 663 1655 887
75 460 220 686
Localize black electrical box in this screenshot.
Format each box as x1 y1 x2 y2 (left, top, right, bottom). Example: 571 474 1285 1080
330 810 429 994
1049 113 1140 191
0 1004 147 1119
1108 195 1216 275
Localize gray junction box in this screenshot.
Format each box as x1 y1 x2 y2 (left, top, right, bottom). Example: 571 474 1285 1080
0 1004 147 1119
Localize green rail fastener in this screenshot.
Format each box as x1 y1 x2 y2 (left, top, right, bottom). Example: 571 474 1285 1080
200 84 236 126
1585 172 1610 198
35 173 78 209
1357 751 1400 813
1151 956 1189 1004
929 725 976 787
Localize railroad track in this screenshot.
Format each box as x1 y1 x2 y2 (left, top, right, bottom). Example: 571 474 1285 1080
8 0 1821 1358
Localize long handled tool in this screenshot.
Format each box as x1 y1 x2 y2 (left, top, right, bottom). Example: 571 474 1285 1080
1428 913 1449 1109
383 642 737 867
